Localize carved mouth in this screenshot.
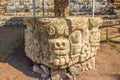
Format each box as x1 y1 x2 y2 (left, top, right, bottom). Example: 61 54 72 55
72 48 81 54
53 50 68 56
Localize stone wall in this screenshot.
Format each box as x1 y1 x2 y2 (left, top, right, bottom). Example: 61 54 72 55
0 0 115 15
0 0 8 15
70 0 113 14
108 0 120 8
0 17 24 26
6 0 54 13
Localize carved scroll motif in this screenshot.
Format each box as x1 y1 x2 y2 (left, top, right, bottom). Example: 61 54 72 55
89 18 102 56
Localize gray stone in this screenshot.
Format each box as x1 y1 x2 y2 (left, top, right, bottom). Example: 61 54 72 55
32 64 43 74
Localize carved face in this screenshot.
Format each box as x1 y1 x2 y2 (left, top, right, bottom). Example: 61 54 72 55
39 19 71 68
72 44 81 55
48 38 70 56
25 17 101 69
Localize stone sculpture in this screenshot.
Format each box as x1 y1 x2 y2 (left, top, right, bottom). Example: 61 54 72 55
24 17 102 80
24 0 102 79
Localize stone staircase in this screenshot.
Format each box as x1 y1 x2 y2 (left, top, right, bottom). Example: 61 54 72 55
113 0 120 8
102 18 120 27
115 9 120 15
113 1 120 15
108 0 120 15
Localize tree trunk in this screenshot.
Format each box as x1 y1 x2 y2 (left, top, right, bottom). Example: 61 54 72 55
54 0 69 17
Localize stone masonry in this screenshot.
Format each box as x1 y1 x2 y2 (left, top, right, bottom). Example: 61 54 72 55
3 0 113 14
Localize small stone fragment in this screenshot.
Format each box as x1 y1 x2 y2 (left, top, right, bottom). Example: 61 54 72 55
68 64 82 75
32 64 42 74
40 65 50 76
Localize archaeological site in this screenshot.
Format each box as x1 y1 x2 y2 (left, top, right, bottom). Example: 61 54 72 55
0 0 120 80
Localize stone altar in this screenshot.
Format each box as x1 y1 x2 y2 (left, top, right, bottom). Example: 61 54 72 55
24 0 102 79
24 17 102 80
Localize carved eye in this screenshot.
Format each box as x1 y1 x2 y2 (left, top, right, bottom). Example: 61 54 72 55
62 42 65 46
56 42 60 47
47 26 55 35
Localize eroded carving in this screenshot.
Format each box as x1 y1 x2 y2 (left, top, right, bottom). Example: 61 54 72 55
89 18 102 56
69 30 82 57
24 17 102 80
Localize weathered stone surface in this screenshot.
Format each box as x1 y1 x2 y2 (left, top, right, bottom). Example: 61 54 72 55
1 0 120 15
24 16 102 79
0 17 24 26
33 64 43 74
68 63 82 75
50 69 66 80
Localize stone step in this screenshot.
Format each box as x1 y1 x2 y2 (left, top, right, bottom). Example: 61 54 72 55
115 10 120 15
102 19 120 27
109 34 120 39
110 37 120 42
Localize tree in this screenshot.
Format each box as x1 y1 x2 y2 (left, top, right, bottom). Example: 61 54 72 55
54 0 69 17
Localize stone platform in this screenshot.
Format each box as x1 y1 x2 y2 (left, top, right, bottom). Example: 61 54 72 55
24 16 102 80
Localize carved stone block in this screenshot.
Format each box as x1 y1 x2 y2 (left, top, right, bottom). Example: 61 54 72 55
24 17 102 80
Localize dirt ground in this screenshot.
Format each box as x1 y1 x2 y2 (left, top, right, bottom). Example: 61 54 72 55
78 43 120 80
0 43 120 80
0 26 120 80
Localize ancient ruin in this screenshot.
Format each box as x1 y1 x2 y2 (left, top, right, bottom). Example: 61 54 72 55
1 0 120 16
24 0 102 80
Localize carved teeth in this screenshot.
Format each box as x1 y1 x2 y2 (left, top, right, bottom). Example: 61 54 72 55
59 58 65 66
53 59 60 66
54 50 66 56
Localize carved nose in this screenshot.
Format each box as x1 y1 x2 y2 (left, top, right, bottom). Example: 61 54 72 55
55 41 66 49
